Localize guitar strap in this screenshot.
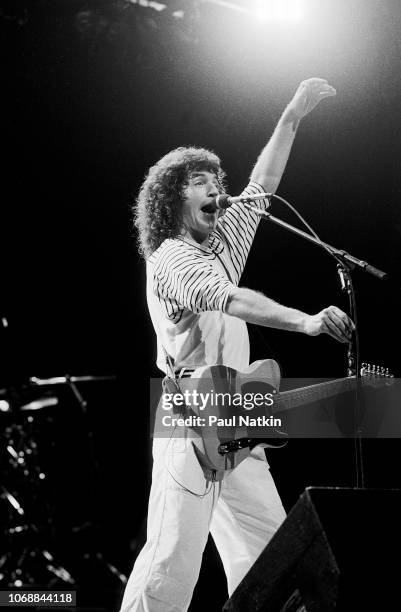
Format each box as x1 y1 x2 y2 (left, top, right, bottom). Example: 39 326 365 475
161 345 177 384
159 243 238 483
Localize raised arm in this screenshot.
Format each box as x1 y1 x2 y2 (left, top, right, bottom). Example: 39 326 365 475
215 79 336 282
251 78 336 193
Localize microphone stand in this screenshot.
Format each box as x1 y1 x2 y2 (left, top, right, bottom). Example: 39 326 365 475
244 204 393 488
336 264 365 487
244 206 390 282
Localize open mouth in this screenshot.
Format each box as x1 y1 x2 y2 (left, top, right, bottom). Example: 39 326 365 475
201 203 216 214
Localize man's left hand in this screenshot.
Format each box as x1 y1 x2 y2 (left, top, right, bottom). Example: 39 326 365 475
287 78 336 120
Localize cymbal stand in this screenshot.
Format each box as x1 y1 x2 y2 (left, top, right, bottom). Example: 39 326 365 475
1 417 75 587
31 375 127 586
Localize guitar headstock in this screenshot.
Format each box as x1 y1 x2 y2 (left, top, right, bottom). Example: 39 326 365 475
361 362 394 386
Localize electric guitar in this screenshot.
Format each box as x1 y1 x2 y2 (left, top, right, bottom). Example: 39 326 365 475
156 360 395 474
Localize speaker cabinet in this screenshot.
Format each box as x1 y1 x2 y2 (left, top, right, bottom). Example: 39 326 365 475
223 487 401 611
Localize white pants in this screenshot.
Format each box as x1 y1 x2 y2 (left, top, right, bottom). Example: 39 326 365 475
120 436 286 612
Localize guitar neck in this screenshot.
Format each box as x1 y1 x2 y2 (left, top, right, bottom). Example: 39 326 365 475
274 376 359 414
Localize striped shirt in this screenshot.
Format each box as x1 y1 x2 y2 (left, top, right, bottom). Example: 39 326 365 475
147 181 269 373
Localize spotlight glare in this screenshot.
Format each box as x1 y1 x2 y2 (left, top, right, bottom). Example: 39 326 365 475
252 0 305 24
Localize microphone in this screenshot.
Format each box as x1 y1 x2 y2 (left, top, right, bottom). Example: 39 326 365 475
202 192 272 213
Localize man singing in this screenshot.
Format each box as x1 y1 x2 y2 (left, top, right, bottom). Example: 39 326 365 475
120 78 354 611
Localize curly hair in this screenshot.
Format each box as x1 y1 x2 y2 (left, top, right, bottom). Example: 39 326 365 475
134 146 226 258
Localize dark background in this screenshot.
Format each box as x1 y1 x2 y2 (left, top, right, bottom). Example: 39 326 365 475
4 0 401 609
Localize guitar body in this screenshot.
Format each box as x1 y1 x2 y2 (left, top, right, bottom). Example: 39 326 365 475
158 359 283 476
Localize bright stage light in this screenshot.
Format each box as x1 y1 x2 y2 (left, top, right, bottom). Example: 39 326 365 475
253 0 306 24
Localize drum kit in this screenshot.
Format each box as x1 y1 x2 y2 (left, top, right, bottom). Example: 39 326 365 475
0 374 126 590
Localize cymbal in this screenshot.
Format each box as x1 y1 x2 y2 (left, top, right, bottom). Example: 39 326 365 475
29 375 116 386
19 397 59 411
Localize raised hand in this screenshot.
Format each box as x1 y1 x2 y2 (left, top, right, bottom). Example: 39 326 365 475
287 77 336 120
